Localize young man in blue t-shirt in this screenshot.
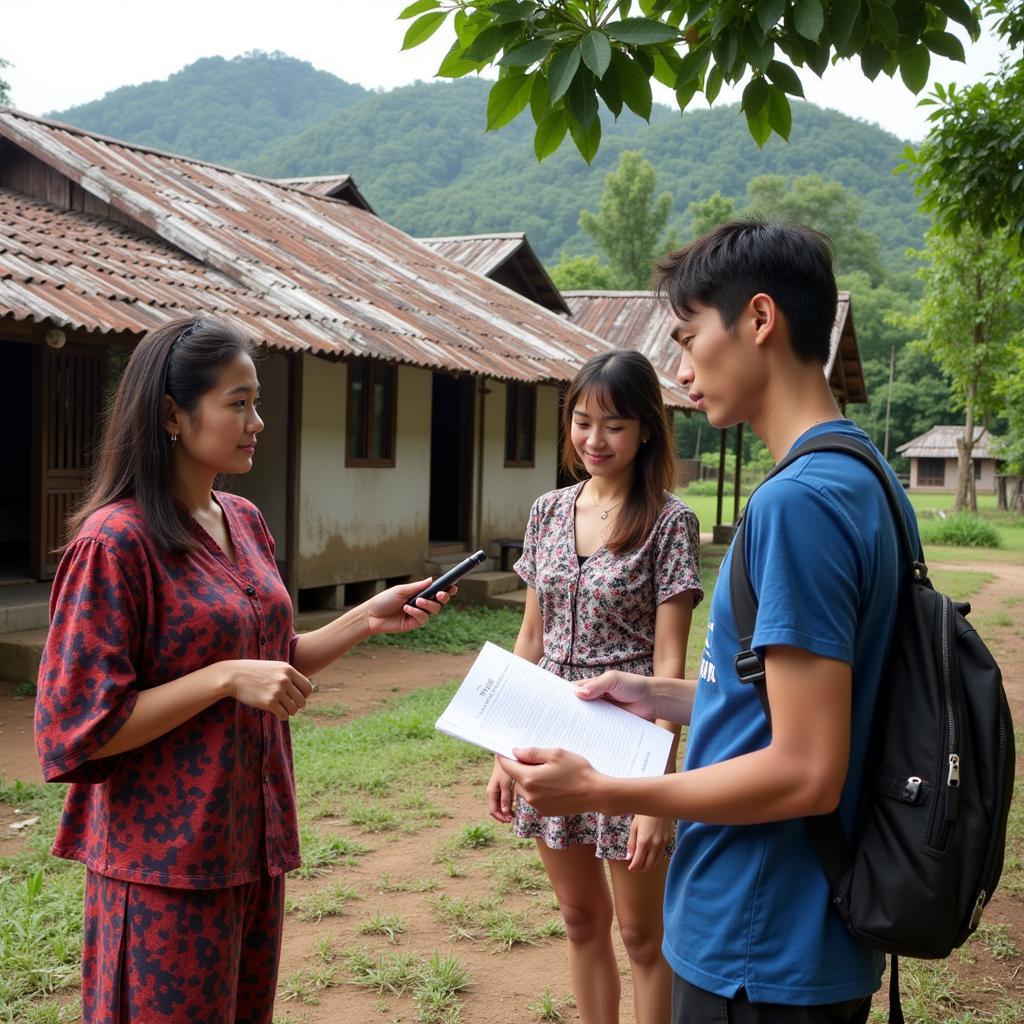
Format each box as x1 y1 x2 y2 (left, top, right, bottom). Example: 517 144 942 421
499 220 918 1024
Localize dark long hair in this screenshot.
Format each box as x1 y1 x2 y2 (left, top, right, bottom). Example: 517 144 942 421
560 351 676 555
69 316 255 552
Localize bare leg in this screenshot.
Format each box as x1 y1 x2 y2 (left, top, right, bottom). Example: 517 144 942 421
608 857 672 1024
536 840 620 1024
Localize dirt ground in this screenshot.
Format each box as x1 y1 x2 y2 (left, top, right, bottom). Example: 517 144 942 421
2 561 1023 1023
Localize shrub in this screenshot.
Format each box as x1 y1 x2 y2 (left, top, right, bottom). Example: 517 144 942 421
918 513 1001 549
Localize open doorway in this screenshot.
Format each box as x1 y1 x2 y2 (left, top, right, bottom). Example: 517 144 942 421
0 341 33 580
428 373 475 545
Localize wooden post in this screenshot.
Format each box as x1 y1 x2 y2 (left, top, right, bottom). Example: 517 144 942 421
716 428 727 527
733 423 744 524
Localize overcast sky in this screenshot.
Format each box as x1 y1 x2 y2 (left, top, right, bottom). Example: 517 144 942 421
2 2 1010 142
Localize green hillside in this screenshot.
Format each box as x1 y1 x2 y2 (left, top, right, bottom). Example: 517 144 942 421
51 55 927 269
49 52 366 169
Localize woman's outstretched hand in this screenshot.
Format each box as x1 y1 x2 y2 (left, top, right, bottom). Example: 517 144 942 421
487 756 516 823
365 577 454 636
223 660 313 721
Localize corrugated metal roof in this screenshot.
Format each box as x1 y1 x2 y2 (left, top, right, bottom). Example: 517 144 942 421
564 289 865 408
897 425 1000 460
276 174 375 213
420 232 571 316
0 109 626 385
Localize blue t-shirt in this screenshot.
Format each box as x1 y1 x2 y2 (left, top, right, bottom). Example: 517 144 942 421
663 421 919 1005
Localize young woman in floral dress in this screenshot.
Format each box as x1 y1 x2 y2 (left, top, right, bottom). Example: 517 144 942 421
487 350 702 1024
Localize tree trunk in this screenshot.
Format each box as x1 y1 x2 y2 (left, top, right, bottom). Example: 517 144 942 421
954 381 977 513
997 474 1007 511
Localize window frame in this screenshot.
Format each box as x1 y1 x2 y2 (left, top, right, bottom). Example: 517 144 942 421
345 357 398 468
504 381 537 468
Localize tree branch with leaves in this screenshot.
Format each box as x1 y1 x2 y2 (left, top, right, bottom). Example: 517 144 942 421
399 0 980 162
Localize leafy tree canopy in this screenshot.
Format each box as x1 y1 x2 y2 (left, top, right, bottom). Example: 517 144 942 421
549 253 618 288
400 0 981 162
900 2 1024 245
579 150 674 287
0 58 10 107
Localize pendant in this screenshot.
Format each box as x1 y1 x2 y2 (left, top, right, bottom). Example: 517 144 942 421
600 510 609 520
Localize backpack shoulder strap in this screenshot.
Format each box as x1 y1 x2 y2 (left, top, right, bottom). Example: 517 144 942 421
728 431 922 895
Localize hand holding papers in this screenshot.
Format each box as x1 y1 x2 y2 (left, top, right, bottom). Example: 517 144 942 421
435 642 673 779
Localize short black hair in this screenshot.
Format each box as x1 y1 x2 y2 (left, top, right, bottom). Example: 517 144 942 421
656 220 838 365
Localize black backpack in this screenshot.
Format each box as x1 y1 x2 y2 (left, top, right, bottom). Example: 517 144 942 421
729 433 1015 1024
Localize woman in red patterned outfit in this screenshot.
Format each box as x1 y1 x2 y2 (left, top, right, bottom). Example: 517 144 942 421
487 351 702 1024
35 317 451 1024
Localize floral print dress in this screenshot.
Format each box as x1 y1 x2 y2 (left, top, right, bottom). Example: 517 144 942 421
513 482 702 858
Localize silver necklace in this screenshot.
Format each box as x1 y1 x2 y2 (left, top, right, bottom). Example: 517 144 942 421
590 487 625 521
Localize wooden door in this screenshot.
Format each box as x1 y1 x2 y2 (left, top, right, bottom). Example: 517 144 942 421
33 346 105 578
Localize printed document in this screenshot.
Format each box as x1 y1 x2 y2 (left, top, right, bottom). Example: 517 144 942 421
435 642 673 779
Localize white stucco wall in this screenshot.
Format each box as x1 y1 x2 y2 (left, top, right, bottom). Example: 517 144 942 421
909 456 998 493
477 380 559 547
298 357 432 588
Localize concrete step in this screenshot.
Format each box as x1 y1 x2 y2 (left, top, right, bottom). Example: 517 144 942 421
486 588 529 612
0 627 48 686
455 571 523 606
0 582 52 634
423 551 495 578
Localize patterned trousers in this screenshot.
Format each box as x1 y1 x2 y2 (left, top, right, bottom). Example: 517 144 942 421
82 870 284 1023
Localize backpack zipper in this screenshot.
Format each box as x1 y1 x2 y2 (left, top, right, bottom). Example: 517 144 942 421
928 594 959 848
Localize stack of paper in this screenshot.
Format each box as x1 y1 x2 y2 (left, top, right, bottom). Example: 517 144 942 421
435 642 672 779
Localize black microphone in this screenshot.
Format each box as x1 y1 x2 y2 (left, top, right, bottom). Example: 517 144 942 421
410 550 487 605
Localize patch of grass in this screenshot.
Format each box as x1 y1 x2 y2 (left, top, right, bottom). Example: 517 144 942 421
978 923 1019 961
343 946 426 996
278 964 339 1005
484 908 535 951
453 821 497 849
918 513 1001 549
927 568 995 601
536 917 566 938
430 895 479 941
528 986 564 1022
290 684 489 828
290 828 369 879
11 681 36 698
308 700 350 719
376 874 439 894
366 604 523 654
415 951 470 1024
346 801 399 833
287 880 361 922
488 850 549 895
358 912 406 943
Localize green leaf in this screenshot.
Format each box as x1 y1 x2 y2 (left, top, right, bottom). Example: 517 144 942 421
464 25 516 62
530 72 550 122
742 23 773 72
829 0 861 53
399 0 440 19
860 40 887 80
489 0 537 20
604 17 679 44
745 101 772 146
675 76 700 110
594 63 624 116
677 45 711 86
534 108 568 161
402 10 448 50
921 30 966 62
742 75 771 115
612 50 653 121
712 27 740 75
486 73 533 130
436 40 483 79
867 0 899 48
566 68 599 129
705 63 724 103
581 31 613 78
766 84 792 139
756 0 786 33
548 45 582 103
652 48 682 88
932 0 977 33
899 43 930 93
766 59 805 97
793 0 825 41
500 37 554 67
568 107 602 163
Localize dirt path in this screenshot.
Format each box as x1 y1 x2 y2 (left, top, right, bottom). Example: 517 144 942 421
2 560 1023 1023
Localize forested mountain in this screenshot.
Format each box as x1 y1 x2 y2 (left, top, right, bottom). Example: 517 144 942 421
50 52 366 169
50 55 926 270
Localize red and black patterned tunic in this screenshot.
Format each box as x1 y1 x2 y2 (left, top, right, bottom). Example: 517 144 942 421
35 493 301 889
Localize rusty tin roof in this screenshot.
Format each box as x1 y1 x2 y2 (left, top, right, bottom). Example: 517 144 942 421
0 109 623 384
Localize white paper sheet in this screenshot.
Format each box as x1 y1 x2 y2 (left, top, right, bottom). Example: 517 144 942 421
435 642 673 779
